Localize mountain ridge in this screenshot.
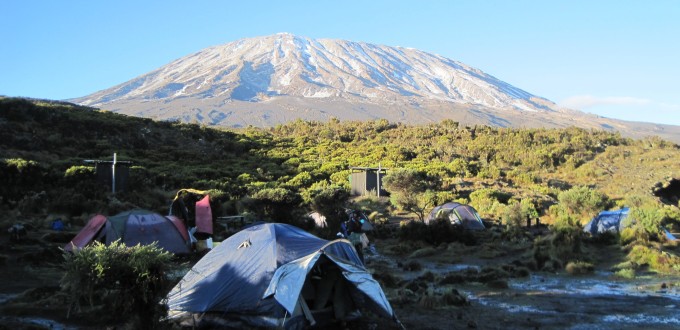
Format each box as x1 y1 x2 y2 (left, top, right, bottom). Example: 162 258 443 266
71 33 680 143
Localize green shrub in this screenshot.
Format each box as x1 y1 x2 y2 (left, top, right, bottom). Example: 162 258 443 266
1 158 47 202
476 165 502 180
286 171 314 188
627 245 680 275
398 219 476 246
4 158 40 172
469 188 510 219
550 225 585 263
629 206 665 239
431 191 458 206
552 213 581 232
399 220 429 242
507 169 538 186
614 268 636 279
586 231 619 245
418 290 439 308
532 217 585 270
249 187 302 222
619 227 640 245
302 182 349 237
383 169 435 221
64 165 95 178
440 288 469 306
623 194 653 208
565 261 594 275
350 196 391 219
557 186 610 220
62 166 101 197
502 201 524 228
61 241 174 328
49 191 93 216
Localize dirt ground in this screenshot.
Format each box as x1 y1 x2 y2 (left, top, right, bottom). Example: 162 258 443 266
1 223 680 330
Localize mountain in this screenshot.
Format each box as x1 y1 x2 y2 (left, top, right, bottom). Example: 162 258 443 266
72 33 680 142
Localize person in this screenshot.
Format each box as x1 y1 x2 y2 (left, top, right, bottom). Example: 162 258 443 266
347 212 363 235
345 212 365 263
8 223 27 242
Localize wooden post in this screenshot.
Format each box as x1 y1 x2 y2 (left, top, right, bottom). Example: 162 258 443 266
376 163 381 197
112 153 117 194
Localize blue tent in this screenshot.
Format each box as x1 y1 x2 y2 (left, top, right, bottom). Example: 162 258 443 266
583 208 630 235
166 223 395 328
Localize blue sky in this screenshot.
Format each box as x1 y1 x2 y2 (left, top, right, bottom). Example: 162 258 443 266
2 0 679 125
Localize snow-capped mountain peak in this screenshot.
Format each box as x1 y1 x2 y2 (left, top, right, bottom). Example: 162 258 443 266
76 33 554 113
69 34 680 142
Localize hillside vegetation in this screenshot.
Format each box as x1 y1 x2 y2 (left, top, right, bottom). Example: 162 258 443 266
4 97 680 329
2 97 679 228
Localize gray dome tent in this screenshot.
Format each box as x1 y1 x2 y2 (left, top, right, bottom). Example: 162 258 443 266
166 222 395 328
65 209 191 254
425 202 485 230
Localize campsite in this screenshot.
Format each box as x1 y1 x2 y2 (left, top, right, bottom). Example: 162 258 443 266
2 98 680 329
2 214 680 329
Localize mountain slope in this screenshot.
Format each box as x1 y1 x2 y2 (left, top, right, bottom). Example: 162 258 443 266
72 33 680 143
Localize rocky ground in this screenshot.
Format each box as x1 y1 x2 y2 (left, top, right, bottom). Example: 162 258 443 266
1 220 679 330
370 246 680 330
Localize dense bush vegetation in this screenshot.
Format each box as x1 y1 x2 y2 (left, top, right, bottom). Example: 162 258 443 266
61 241 174 328
2 97 680 240
398 219 477 246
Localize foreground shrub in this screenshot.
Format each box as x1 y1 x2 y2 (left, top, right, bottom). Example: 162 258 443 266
418 290 439 308
440 288 469 306
61 241 174 328
533 215 586 270
565 261 595 275
552 227 584 262
418 287 469 308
